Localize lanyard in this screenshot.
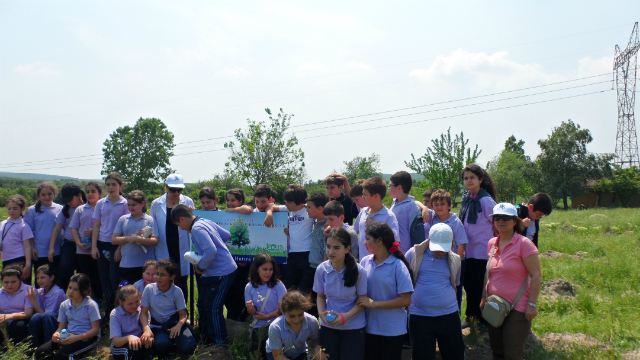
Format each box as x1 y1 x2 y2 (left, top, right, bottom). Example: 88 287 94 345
2 222 16 242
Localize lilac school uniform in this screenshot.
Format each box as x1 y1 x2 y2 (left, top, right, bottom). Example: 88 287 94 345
55 207 77 241
359 254 413 336
390 196 421 253
24 203 64 257
141 283 186 324
93 196 130 243
266 312 320 358
462 196 496 260
405 248 459 317
133 279 147 295
313 260 368 330
243 281 287 328
1 218 33 261
190 218 237 277
69 203 95 255
423 209 469 256
36 285 67 314
353 206 400 261
0 282 33 314
113 214 155 268
110 305 146 339
58 297 101 335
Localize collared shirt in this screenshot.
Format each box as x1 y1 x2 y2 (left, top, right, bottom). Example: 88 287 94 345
113 214 155 268
423 210 469 256
58 297 101 335
69 203 95 255
353 206 400 261
313 260 367 330
277 205 313 253
244 281 287 328
360 254 413 336
266 312 320 358
151 193 195 277
141 283 186 324
133 279 147 295
1 218 33 261
24 203 64 257
110 305 146 339
333 194 359 226
390 196 421 253
487 233 538 313
55 207 77 241
190 218 237 277
0 282 33 314
341 224 359 259
37 284 67 315
309 219 328 268
462 196 496 260
405 248 459 317
93 196 130 242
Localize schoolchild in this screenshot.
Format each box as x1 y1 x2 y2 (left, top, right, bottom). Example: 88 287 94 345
70 182 103 303
388 171 425 253
24 182 63 277
35 273 101 360
353 177 400 261
198 186 219 211
350 180 366 213
112 190 157 285
266 290 326 360
172 205 237 345
245 253 288 360
422 188 437 210
27 264 67 348
224 188 253 215
314 227 367 360
1 195 33 279
459 163 497 329
307 191 330 273
92 172 130 315
325 174 359 225
515 193 553 248
322 200 358 259
0 265 34 345
133 260 157 297
139 258 196 355
357 222 414 360
110 284 152 360
50 183 86 292
253 184 276 213
406 224 464 360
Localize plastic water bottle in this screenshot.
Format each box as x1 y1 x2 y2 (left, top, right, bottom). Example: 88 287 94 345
83 236 91 244
60 329 69 340
103 250 111 260
326 312 337 323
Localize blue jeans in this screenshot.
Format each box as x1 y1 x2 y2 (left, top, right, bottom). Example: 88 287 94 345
28 312 59 347
150 313 197 356
198 270 236 345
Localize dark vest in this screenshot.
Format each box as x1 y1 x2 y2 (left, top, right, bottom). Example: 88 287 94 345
516 203 539 248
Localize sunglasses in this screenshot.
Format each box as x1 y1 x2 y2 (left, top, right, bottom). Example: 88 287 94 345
168 187 183 193
493 215 514 222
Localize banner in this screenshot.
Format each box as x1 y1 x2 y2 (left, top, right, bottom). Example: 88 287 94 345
194 210 288 264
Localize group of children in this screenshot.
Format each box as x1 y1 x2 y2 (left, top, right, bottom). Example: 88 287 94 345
0 165 553 360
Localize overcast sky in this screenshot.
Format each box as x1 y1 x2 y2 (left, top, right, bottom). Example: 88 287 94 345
1 1 639 183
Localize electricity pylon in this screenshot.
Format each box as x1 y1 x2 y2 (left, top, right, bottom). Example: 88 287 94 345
614 22 640 167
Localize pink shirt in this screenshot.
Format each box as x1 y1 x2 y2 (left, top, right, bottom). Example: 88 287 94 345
486 233 538 313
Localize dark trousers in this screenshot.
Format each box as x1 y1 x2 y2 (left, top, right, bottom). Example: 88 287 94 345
97 241 120 316
111 344 152 360
457 260 466 312
225 263 250 322
150 313 197 356
2 256 30 281
464 258 487 324
410 312 465 360
58 240 78 292
251 327 268 360
0 319 29 344
76 254 102 302
35 336 99 360
364 333 404 360
282 252 314 292
487 310 531 360
34 256 60 288
120 267 143 286
28 312 59 348
198 270 236 345
267 352 308 360
320 326 365 360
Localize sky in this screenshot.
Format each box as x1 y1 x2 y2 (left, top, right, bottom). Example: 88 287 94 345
1 1 639 183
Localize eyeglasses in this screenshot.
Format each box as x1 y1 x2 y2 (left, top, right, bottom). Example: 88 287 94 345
493 215 514 222
143 273 157 278
156 273 171 278
168 188 183 193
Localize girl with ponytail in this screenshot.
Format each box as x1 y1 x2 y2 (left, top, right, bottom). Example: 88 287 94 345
357 222 414 360
313 227 367 360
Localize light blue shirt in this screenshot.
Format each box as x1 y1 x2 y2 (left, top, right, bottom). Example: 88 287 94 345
390 196 420 253
58 297 101 335
93 196 130 242
141 283 186 324
24 203 63 257
266 313 320 358
353 206 400 261
0 283 32 314
313 260 367 330
244 281 287 328
55 207 77 241
360 254 413 336
405 248 459 317
133 279 147 295
69 203 95 255
113 214 155 268
190 218 238 277
37 284 67 314
423 210 469 256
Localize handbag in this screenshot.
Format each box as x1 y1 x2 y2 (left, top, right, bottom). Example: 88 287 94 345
481 247 529 328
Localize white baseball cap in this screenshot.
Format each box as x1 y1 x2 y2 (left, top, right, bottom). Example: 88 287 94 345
490 203 518 217
166 174 185 189
428 223 453 252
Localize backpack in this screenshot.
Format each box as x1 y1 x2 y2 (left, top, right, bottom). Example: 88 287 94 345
409 210 426 245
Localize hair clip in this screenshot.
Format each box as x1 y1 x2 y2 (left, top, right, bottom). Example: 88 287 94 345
119 280 129 288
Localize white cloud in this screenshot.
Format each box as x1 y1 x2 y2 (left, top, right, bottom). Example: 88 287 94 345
296 63 329 77
345 61 373 71
577 56 613 77
13 63 61 77
214 66 250 79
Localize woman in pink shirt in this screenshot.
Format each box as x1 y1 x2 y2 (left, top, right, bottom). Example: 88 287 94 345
481 203 541 360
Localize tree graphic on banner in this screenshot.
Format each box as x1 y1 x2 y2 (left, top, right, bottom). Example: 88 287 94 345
229 218 251 247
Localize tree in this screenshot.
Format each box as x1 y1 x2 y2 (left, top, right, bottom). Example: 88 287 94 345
102 118 175 194
487 136 537 203
405 127 481 199
229 217 251 247
340 154 382 184
536 120 613 209
224 108 305 193
594 167 640 207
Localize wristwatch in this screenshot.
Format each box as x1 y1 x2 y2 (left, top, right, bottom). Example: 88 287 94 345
527 302 537 308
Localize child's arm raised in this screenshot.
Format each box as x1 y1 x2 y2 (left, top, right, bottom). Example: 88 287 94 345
330 173 351 196
27 287 44 314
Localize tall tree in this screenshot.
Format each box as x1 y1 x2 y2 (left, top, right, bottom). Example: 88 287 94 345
487 136 537 203
405 127 481 198
340 153 382 184
102 117 175 194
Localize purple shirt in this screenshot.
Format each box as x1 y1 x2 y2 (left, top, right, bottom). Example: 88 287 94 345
109 305 146 339
0 282 33 314
390 196 420 253
405 248 459 317
93 196 130 242
190 218 238 277
113 214 155 268
141 283 186 324
1 218 33 261
244 281 287 328
423 210 469 256
353 206 400 261
360 254 413 336
37 284 67 314
266 312 320 358
58 297 101 335
462 196 496 260
133 279 147 295
55 206 77 241
69 203 95 255
24 203 63 257
313 261 368 330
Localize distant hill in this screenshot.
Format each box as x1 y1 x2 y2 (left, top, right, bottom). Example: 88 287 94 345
0 172 83 181
380 173 425 181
